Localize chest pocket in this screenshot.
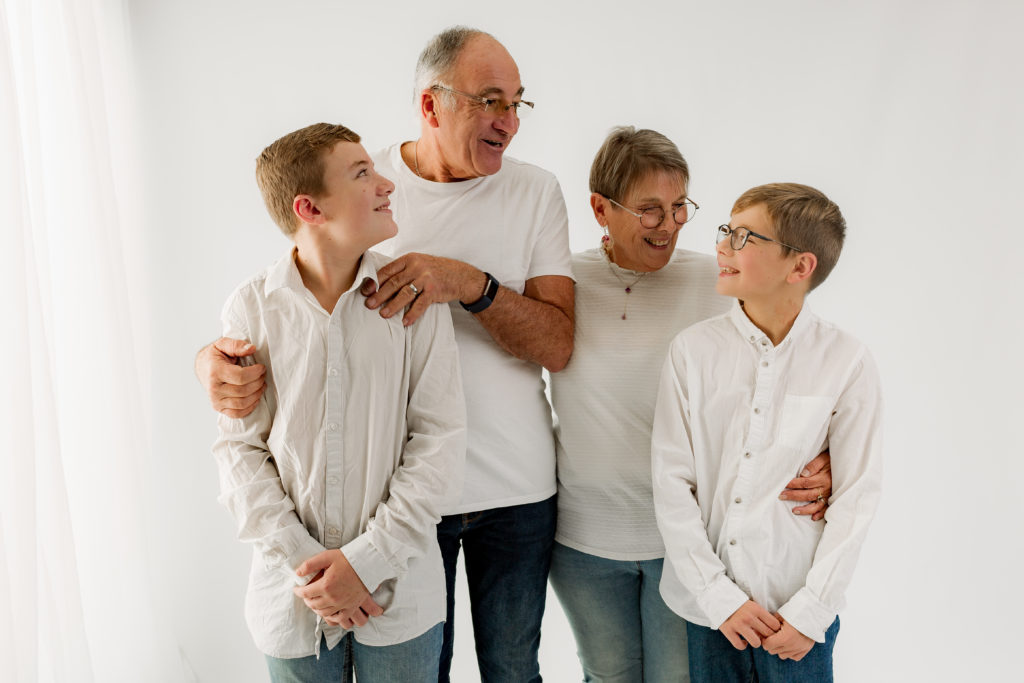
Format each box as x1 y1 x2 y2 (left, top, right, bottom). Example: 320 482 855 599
778 395 833 452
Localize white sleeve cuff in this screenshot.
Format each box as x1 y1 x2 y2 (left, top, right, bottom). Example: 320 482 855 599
342 533 398 594
778 587 838 643
697 574 750 630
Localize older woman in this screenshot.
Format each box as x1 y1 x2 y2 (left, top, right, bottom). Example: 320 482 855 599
548 127 830 682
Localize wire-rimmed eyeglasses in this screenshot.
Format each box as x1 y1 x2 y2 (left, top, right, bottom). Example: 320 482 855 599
431 85 535 118
607 197 699 228
716 224 803 252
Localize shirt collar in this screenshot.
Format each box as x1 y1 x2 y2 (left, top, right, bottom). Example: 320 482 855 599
264 247 382 298
727 298 814 349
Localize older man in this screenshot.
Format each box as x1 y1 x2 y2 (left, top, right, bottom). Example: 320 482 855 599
198 27 572 682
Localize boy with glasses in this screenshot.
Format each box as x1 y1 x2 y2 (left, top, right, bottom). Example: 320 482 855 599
651 183 883 682
212 122 466 682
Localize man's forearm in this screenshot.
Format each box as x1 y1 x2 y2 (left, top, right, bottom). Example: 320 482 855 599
473 275 574 372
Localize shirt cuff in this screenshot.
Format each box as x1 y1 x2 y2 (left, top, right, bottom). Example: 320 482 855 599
273 530 327 585
696 574 750 630
342 533 398 595
778 587 838 643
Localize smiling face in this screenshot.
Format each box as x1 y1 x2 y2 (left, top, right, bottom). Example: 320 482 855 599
716 203 799 303
597 170 689 272
432 35 522 180
314 141 397 251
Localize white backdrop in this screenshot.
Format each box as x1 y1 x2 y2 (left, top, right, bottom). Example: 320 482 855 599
130 0 1023 681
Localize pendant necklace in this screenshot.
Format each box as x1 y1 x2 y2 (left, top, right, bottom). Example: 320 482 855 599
604 245 648 320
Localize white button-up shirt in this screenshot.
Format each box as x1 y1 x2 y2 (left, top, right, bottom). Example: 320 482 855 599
652 302 882 643
212 249 466 657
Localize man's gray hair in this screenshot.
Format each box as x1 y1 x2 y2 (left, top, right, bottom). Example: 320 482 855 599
414 26 492 109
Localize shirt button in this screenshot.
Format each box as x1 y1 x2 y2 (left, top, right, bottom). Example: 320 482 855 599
329 368 338 377
735 497 742 504
327 476 339 485
753 408 761 415
761 361 768 367
328 423 338 431
327 526 339 536
729 539 737 546
749 335 756 342
744 452 751 458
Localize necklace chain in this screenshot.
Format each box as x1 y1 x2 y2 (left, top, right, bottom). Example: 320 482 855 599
604 248 648 320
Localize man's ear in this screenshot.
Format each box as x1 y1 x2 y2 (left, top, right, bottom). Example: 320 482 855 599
787 251 818 286
293 195 323 225
420 91 441 129
590 193 610 226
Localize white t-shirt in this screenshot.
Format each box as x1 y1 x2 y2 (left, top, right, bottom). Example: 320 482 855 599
373 143 573 514
551 247 729 560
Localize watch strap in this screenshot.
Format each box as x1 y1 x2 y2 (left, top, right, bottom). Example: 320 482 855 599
460 272 500 314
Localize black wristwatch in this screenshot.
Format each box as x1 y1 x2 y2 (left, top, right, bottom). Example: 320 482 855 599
460 272 500 314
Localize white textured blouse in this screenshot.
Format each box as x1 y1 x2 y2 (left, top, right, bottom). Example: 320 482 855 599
212 249 466 657
652 302 883 643
551 247 729 560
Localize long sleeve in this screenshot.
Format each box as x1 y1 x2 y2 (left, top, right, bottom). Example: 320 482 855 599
342 302 467 593
778 350 884 641
211 295 325 581
651 340 749 628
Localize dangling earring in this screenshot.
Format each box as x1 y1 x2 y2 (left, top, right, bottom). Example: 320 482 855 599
601 229 611 256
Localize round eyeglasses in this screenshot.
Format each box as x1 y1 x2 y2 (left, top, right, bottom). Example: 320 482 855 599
431 85 534 118
716 224 803 252
607 197 699 228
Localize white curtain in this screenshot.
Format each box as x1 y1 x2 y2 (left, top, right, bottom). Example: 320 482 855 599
1 0 185 680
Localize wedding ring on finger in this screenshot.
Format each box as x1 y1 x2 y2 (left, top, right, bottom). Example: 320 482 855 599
815 492 825 503
408 283 420 296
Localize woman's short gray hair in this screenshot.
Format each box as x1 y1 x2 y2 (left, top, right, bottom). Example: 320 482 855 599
589 126 690 202
414 26 491 109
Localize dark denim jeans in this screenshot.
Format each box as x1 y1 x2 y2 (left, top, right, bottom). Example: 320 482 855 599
686 617 840 683
436 495 557 683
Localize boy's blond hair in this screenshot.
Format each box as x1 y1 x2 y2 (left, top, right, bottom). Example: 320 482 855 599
255 123 361 236
733 183 846 290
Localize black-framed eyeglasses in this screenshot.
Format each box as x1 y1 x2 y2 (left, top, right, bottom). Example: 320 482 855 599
716 224 803 252
607 197 699 228
431 85 535 118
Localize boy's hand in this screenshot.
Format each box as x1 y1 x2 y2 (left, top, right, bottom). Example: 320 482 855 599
762 614 815 661
780 450 832 521
323 594 385 629
719 601 781 650
293 549 381 627
195 337 265 418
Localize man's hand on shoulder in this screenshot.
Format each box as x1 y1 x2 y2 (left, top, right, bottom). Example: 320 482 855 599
364 252 482 327
195 337 266 418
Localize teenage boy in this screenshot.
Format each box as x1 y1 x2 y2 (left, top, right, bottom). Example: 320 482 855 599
651 183 882 683
211 122 466 683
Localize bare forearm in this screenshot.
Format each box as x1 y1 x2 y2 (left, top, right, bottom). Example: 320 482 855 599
475 285 573 371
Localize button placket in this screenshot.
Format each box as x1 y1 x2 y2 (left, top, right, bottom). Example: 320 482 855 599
323 315 345 547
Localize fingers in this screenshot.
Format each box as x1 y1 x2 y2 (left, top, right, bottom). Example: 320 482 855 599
359 277 378 297
800 451 830 477
721 628 748 650
213 337 258 358
216 361 266 388
359 595 384 617
296 551 335 579
365 257 411 310
790 498 827 517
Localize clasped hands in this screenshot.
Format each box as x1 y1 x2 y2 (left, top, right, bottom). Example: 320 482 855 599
292 549 383 629
719 601 814 661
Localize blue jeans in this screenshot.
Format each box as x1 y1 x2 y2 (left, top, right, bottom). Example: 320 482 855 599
548 543 690 682
436 495 557 683
265 624 443 683
686 617 839 683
